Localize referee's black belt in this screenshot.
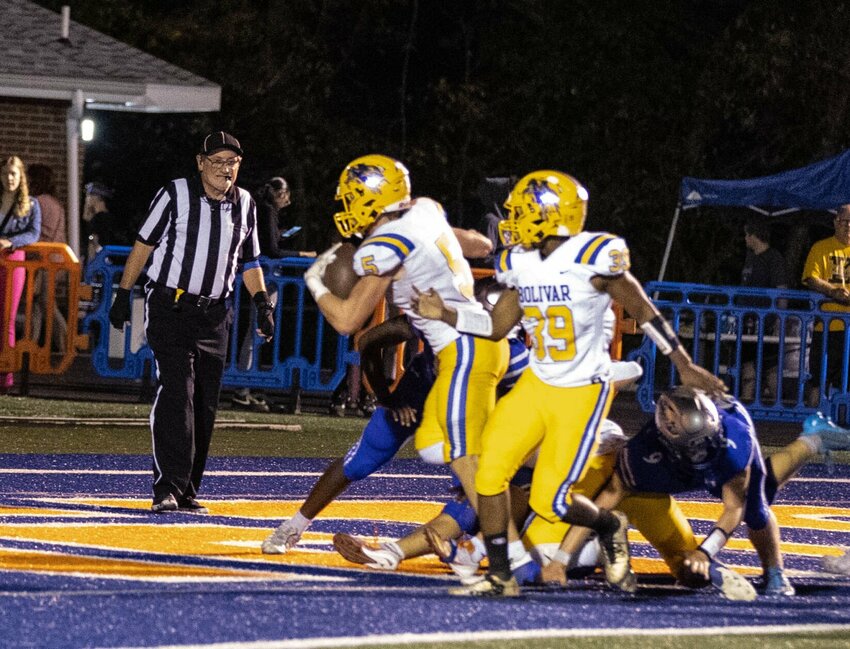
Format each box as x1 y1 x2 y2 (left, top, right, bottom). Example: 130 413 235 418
149 282 227 309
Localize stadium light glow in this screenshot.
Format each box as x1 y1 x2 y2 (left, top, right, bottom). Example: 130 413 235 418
80 118 95 142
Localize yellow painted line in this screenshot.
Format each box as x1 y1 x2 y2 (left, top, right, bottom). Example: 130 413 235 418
677 501 850 532
0 547 295 580
51 498 446 523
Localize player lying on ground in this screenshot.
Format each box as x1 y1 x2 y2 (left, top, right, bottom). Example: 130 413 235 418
412 169 726 597
333 417 632 587
333 361 644 591
547 387 850 598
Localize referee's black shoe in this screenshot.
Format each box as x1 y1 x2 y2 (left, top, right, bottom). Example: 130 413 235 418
151 494 178 513
177 496 209 514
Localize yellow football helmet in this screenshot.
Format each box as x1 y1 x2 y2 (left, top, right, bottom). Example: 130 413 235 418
498 170 588 247
333 154 412 238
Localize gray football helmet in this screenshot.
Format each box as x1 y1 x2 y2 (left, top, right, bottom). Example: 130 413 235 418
655 386 723 467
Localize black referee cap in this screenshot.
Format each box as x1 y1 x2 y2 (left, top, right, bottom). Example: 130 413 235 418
201 131 243 156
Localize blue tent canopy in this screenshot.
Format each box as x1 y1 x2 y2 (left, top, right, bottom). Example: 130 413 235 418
680 148 850 211
659 150 850 281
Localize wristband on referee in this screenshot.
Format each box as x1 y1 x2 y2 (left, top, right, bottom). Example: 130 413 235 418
640 315 681 356
454 307 493 337
697 526 730 559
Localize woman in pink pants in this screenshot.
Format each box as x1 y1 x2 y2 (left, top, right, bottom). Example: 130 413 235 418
0 156 42 391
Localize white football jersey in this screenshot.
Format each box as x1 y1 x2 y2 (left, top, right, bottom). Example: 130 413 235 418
495 232 630 387
353 198 483 352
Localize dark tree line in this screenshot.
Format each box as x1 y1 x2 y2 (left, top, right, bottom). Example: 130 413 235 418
35 0 850 284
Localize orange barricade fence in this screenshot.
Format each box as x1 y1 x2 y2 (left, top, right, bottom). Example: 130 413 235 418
0 243 84 377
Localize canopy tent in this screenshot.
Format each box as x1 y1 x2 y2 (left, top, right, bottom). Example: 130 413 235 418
658 149 850 281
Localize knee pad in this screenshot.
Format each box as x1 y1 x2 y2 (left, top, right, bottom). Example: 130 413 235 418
440 499 479 535
418 442 446 465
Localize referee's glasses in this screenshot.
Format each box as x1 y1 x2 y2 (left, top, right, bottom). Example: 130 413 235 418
205 156 241 170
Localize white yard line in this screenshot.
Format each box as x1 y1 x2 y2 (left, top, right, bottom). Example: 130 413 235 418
108 623 850 649
0 468 448 479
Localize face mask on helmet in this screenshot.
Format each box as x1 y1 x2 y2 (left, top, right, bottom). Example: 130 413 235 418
333 155 411 238
499 170 588 248
655 387 723 467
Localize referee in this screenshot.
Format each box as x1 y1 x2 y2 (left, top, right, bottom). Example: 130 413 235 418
108 132 274 513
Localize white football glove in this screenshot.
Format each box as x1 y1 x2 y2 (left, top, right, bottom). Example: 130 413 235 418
304 243 342 302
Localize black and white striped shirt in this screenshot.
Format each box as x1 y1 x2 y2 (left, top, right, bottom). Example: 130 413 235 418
137 176 261 299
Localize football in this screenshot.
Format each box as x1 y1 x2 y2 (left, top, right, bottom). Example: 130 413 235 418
321 242 358 299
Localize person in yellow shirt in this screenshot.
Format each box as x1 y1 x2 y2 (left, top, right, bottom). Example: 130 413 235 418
802 205 850 405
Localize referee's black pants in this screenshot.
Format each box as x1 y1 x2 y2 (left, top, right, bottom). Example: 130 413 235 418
144 285 232 501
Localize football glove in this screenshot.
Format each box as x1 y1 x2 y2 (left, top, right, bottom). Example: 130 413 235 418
253 291 275 339
108 287 132 330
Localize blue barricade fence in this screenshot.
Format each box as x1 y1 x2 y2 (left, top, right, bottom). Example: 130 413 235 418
82 246 357 393
628 281 850 423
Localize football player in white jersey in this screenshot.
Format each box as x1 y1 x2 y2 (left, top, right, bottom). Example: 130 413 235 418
414 170 725 596
303 154 510 514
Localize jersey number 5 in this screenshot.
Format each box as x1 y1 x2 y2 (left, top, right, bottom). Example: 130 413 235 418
524 304 577 362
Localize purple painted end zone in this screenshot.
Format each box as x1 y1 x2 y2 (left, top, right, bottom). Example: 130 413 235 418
0 455 848 648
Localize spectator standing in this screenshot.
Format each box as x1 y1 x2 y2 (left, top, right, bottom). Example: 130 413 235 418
0 156 41 392
233 176 313 412
83 182 130 262
739 220 789 400
107 132 275 513
801 205 850 405
28 164 68 353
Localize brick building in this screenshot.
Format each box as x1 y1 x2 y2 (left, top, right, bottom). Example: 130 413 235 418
0 0 220 255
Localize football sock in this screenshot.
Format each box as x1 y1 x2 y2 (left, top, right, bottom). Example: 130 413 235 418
594 509 620 537
484 533 511 579
798 434 822 454
291 511 312 533
383 541 405 561
507 540 527 562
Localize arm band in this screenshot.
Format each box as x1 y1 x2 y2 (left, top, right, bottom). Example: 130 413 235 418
640 315 681 356
698 526 730 559
454 307 493 337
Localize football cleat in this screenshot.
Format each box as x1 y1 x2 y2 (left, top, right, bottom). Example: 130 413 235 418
261 519 302 554
424 528 482 581
708 561 757 601
332 533 401 570
761 567 795 597
598 511 637 593
821 548 850 575
801 412 850 452
448 573 520 598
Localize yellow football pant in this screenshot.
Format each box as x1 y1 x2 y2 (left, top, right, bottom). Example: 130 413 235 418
476 371 613 523
524 452 698 578
415 334 508 462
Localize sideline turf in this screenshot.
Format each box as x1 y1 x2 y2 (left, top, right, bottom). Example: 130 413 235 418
0 396 374 456
353 632 850 649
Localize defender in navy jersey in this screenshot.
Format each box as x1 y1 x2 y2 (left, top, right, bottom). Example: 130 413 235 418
109 132 275 514
603 387 850 596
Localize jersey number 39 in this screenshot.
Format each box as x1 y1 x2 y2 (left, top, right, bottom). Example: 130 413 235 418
524 304 577 362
